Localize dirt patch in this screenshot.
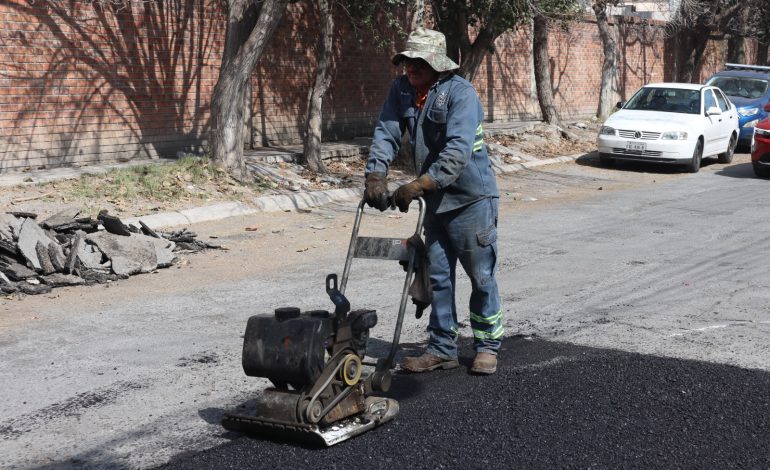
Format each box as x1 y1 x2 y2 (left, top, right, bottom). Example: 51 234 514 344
0 120 600 222
491 122 600 160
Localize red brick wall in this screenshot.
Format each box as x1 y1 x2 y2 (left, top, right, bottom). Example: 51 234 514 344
0 0 225 172
0 1 751 172
248 2 403 146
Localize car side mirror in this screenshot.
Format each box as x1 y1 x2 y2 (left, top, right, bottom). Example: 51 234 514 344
616 101 625 109
764 102 770 113
707 106 722 116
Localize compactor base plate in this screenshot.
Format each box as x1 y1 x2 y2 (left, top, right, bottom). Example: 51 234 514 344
222 396 398 447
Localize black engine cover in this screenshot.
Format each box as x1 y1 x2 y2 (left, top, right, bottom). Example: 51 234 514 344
242 309 333 388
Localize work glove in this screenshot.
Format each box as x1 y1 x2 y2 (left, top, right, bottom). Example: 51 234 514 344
392 174 437 212
364 172 389 211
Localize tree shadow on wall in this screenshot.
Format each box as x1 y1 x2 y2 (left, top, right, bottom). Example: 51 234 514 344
549 25 579 121
476 28 538 124
249 3 407 148
617 20 666 101
2 0 219 170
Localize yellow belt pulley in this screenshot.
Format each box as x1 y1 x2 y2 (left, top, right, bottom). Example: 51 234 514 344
340 354 362 386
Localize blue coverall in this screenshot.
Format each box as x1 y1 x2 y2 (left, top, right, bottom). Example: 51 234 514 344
366 74 503 358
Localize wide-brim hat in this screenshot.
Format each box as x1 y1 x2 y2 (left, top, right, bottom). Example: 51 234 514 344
391 27 459 73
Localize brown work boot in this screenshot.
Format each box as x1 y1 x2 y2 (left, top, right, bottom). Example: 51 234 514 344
400 352 459 373
470 352 497 375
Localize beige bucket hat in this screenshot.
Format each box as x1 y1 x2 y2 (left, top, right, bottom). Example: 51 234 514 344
391 27 459 72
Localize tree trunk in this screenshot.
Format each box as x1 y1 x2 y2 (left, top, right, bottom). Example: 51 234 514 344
532 15 559 125
302 0 334 174
593 1 618 119
458 27 496 83
243 73 253 149
757 40 770 66
727 35 745 64
675 27 710 83
410 0 425 29
210 0 288 181
431 2 465 66
727 4 749 64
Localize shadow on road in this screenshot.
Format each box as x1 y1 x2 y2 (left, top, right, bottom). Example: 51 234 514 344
714 162 759 179
575 152 723 174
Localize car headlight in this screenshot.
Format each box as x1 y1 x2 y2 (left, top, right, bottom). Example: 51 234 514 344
599 126 616 136
661 131 688 140
744 119 759 128
755 127 770 137
738 107 760 117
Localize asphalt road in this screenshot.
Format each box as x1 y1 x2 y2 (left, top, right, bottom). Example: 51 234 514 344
1 153 769 468
160 337 770 470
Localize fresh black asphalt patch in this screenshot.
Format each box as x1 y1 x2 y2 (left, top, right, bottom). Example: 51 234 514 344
160 337 770 469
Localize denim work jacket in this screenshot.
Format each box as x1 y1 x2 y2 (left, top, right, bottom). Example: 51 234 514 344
366 74 499 214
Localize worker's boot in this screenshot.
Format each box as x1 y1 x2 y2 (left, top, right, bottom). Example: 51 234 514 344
400 352 459 373
470 352 497 375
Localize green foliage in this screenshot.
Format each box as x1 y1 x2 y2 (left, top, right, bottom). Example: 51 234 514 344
432 0 582 35
432 0 530 36
339 0 408 49
429 0 583 78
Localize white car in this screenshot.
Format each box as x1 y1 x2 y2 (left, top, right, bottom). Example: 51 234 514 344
596 83 739 173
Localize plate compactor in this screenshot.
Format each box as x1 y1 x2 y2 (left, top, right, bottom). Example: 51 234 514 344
222 197 426 446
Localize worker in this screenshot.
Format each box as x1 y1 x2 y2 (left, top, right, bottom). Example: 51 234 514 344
363 28 503 375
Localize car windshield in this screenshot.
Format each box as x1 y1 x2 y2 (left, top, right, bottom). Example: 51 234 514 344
706 76 769 99
623 87 701 114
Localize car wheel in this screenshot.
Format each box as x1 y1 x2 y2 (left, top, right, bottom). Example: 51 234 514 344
718 133 737 164
753 162 770 178
599 153 614 167
687 139 702 173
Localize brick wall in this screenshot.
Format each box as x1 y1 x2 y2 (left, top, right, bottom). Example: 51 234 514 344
0 0 226 172
0 1 754 172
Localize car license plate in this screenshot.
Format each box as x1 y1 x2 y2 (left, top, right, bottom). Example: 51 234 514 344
626 141 646 153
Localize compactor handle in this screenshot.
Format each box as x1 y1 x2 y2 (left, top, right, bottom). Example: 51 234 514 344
338 197 426 376
340 197 425 295
326 274 350 319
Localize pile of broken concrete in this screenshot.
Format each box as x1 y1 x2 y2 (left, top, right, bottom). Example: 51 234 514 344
0 209 218 295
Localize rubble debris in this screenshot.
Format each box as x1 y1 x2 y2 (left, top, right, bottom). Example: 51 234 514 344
41 273 86 287
35 241 56 275
0 210 222 295
17 218 56 270
7 211 37 219
162 228 223 252
40 208 81 230
98 210 132 236
139 221 160 239
86 231 175 276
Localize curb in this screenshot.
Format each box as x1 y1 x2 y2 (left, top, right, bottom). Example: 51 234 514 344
127 154 583 230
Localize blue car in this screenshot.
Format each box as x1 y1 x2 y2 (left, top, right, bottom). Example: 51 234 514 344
705 64 770 148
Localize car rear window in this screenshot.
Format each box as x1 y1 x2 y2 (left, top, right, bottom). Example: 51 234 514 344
624 87 701 114
706 76 768 99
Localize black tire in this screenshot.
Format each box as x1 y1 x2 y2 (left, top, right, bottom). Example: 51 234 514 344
718 133 737 164
687 139 703 173
598 152 614 167
753 162 770 178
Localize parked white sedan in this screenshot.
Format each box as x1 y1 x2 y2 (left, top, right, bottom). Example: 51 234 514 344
597 83 739 173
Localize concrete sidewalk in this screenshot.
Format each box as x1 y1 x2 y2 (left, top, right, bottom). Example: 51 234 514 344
1 119 583 229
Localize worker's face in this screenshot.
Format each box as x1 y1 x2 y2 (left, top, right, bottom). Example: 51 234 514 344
404 58 439 90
